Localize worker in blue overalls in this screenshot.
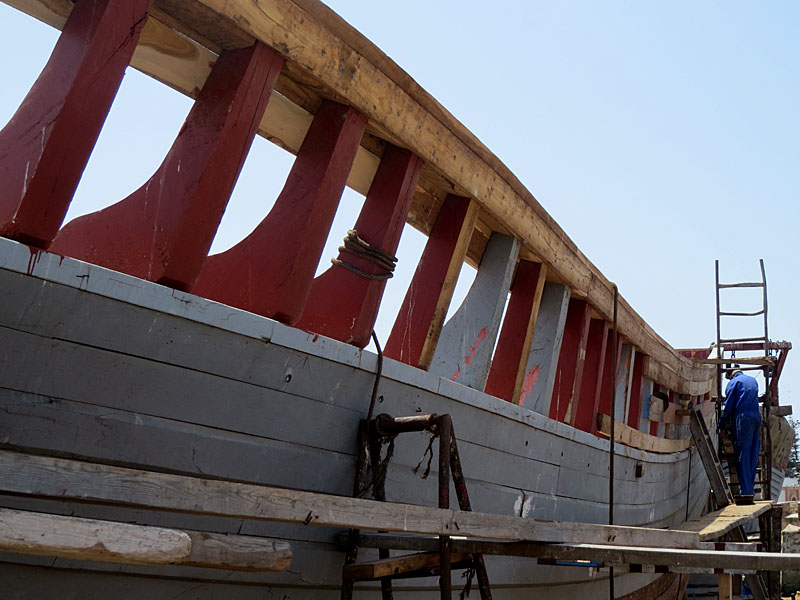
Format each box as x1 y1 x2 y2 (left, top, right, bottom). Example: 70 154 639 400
721 368 761 504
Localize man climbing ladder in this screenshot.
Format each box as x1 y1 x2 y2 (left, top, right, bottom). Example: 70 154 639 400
721 368 761 504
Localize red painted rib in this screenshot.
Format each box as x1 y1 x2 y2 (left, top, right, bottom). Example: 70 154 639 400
549 298 591 423
0 0 152 248
485 260 544 402
193 100 367 324
51 43 284 291
595 329 624 435
627 351 645 428
384 194 472 367
296 145 423 347
574 318 609 432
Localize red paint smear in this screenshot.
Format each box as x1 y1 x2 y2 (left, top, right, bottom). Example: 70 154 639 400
451 365 461 381
312 334 320 342
26 246 44 276
519 366 541 407
464 355 472 367
477 326 489 341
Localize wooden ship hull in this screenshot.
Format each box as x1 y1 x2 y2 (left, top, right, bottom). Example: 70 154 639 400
0 0 790 598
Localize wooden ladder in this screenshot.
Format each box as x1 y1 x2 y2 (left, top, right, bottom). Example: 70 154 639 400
341 413 492 600
688 406 770 600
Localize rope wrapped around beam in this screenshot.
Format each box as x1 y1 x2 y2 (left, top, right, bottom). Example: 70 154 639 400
331 230 397 280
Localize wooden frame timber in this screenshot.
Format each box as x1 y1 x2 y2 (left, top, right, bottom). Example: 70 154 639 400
4 0 714 395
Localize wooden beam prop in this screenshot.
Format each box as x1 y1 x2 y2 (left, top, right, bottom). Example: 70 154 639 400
428 232 520 389
0 0 153 249
596 414 690 454
551 298 592 424
0 450 700 549
343 551 470 580
484 260 546 403
50 43 284 291
353 534 800 574
384 195 477 369
518 282 570 414
0 507 291 571
626 351 645 429
193 100 367 324
296 145 423 347
574 318 609 433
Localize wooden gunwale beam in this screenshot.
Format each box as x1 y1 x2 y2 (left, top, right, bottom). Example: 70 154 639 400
0 507 292 571
0 449 702 549
3 0 713 394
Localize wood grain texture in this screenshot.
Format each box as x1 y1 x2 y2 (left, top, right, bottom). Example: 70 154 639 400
596 414 691 454
0 450 702 549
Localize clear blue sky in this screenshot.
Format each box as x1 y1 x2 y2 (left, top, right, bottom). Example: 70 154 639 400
1 2 797 413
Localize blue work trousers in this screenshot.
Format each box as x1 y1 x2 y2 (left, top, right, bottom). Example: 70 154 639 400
732 414 761 496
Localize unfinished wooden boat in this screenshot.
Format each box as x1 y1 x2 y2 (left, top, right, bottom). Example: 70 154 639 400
0 1 792 598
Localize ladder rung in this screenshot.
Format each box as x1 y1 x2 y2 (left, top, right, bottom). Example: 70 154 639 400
719 336 767 344
718 282 765 289
719 310 766 317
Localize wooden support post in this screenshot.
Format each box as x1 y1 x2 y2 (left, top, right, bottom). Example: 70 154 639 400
296 145 423 347
485 260 547 403
551 298 592 424
574 318 609 432
616 344 634 422
626 351 646 428
0 507 291 571
759 505 783 598
384 195 477 369
428 232 520 389
518 282 571 414
193 100 367 324
717 573 733 600
50 43 284 291
0 0 152 248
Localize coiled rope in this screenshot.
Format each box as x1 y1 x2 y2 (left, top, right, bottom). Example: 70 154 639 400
331 230 397 280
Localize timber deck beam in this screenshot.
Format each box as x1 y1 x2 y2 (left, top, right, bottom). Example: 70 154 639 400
2 0 714 395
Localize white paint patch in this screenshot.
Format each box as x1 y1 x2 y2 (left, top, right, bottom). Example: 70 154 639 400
513 493 534 518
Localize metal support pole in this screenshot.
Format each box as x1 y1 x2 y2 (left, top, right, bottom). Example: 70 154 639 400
450 430 492 600
437 415 452 599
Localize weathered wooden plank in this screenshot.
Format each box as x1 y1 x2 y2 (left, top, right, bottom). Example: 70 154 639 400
0 450 701 548
596 414 691 454
354 534 800 574
0 507 291 571
678 501 773 541
428 232 519 389
183 531 292 571
0 507 191 566
520 282 570 414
